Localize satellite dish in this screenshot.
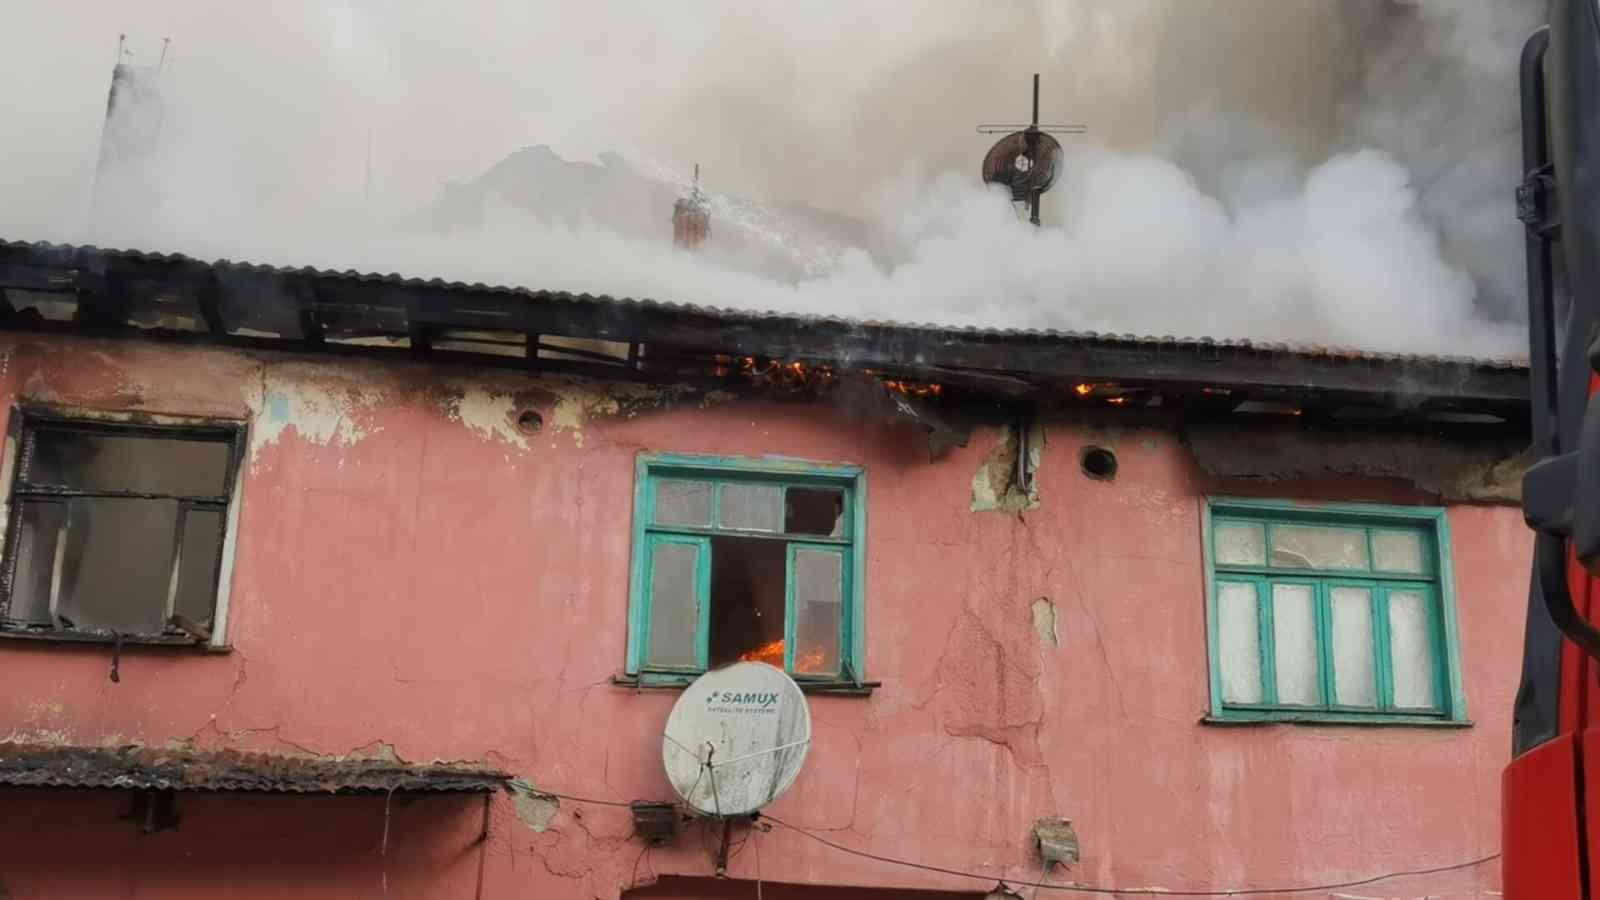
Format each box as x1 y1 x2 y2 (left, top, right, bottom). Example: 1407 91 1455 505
982 129 1063 202
661 662 812 817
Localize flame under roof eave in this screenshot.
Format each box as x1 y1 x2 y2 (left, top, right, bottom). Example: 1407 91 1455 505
0 238 1530 417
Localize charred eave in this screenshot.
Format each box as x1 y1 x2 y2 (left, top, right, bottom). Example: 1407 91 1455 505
0 239 1530 428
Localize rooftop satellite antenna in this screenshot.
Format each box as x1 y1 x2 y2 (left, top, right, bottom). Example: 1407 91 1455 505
977 74 1086 226
661 662 812 819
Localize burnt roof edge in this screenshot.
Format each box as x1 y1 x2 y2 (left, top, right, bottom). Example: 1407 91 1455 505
0 239 1530 416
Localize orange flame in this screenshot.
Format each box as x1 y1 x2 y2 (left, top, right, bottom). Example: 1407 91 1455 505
795 645 829 674
881 379 943 398
740 639 786 667
736 357 836 391
738 639 832 673
1074 383 1093 397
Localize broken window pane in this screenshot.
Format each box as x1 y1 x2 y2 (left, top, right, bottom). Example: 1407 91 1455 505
175 508 224 629
785 488 844 537
709 536 786 668
1388 590 1439 709
1330 586 1376 707
646 541 701 669
792 549 843 677
1270 524 1369 571
6 501 64 624
1373 530 1426 574
56 498 178 634
655 480 711 527
1272 583 1320 705
718 483 782 532
26 429 231 497
1217 581 1262 704
1214 521 1265 566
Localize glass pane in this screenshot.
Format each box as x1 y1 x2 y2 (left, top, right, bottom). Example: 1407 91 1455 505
57 498 178 634
1373 531 1426 574
1389 590 1439 709
655 480 711 527
785 488 844 537
1330 586 1377 707
1214 521 1265 566
718 483 782 532
1272 583 1320 705
792 549 843 676
174 508 224 629
6 501 64 624
646 542 700 668
1270 524 1369 571
26 428 232 497
1217 582 1262 704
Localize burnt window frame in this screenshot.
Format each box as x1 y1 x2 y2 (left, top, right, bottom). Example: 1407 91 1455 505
0 406 247 648
625 453 867 688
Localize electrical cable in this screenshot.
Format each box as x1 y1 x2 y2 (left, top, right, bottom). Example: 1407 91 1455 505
754 823 764 900
509 782 638 808
1029 858 1051 900
514 789 1500 898
761 815 1500 898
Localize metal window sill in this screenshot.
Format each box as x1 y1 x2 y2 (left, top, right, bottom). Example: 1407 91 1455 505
1201 713 1472 728
611 673 878 696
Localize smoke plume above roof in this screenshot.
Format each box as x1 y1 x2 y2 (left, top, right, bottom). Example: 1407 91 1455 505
0 0 1541 355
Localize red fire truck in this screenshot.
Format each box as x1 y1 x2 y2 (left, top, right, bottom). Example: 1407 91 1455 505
1508 2 1600 897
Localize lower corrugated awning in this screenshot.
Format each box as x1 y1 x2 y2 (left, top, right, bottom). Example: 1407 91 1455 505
0 742 508 794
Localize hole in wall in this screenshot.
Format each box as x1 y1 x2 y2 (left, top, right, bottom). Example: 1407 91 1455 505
516 410 544 434
1080 446 1118 481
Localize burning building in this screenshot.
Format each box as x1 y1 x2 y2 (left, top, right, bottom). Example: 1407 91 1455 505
0 231 1529 899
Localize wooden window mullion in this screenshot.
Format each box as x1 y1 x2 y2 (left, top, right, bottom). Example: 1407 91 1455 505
1374 584 1396 711
1258 577 1277 705
1314 581 1334 710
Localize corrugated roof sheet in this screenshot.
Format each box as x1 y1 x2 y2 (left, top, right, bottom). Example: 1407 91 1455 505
0 742 508 794
0 239 1527 371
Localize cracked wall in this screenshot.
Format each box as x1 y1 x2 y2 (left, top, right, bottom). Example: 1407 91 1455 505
0 332 1521 900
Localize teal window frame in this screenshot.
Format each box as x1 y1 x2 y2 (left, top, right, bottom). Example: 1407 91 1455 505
626 453 867 686
1202 497 1469 725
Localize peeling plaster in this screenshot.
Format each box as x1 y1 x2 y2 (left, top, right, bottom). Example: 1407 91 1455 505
508 778 561 831
449 387 530 450
250 378 384 458
546 381 678 447
1031 598 1059 648
1184 422 1528 504
1 727 74 746
972 422 1044 513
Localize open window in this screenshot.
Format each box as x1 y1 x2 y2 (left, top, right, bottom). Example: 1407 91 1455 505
627 455 865 686
0 409 245 647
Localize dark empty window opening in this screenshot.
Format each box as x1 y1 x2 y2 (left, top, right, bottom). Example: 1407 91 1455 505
0 411 244 645
633 460 859 682
709 536 787 668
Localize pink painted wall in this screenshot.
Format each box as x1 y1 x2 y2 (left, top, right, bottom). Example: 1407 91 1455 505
0 334 1521 899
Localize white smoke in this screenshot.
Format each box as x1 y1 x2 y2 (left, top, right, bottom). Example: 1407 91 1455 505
0 0 1543 356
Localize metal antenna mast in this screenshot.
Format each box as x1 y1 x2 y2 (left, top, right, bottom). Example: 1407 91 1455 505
977 73 1085 226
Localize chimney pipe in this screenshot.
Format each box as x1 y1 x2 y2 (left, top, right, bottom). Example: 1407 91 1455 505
672 163 710 251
